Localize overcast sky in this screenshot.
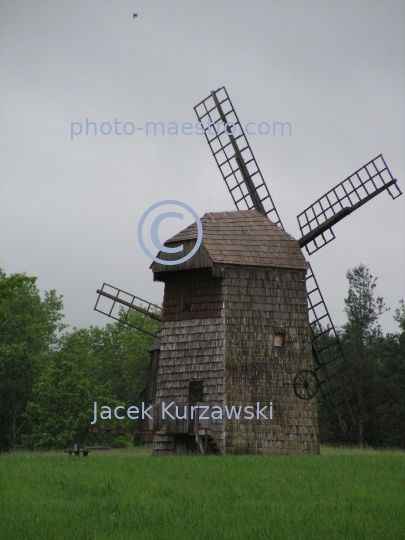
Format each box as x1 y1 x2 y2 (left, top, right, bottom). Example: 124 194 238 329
1 0 404 334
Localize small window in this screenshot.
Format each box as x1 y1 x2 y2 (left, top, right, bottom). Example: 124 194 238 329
274 333 285 347
182 283 193 312
189 380 204 404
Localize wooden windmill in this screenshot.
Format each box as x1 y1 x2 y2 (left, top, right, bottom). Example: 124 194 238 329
94 87 402 455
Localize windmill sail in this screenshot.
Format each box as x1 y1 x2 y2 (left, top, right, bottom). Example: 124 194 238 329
194 86 367 433
94 283 161 337
194 87 283 228
297 154 402 255
306 263 360 432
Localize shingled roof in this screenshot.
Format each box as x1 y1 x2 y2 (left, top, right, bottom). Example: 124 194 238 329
153 210 307 271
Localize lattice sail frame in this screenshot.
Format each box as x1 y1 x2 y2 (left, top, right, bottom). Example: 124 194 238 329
305 263 361 431
298 154 402 255
194 87 283 228
194 86 371 433
94 283 162 337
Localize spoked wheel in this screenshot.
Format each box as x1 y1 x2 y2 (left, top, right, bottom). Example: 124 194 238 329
293 370 318 400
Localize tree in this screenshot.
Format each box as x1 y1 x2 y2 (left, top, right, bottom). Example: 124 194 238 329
340 264 389 447
0 268 159 450
394 300 405 332
343 263 389 348
57 307 159 405
22 354 122 449
21 308 159 449
0 269 66 450
375 300 405 448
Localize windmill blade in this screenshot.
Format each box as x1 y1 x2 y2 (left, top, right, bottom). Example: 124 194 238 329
194 87 364 433
94 283 162 337
306 263 363 433
194 87 284 228
297 154 402 255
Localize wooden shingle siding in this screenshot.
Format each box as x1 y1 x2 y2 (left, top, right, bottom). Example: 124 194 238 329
152 242 213 275
161 269 223 322
152 315 225 455
223 266 319 454
151 211 308 273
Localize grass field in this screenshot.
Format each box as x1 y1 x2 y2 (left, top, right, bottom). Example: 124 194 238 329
0 446 404 540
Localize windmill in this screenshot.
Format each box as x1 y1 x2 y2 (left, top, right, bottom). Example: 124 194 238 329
93 87 402 452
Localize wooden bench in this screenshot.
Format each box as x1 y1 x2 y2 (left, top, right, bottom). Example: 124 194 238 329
64 444 91 457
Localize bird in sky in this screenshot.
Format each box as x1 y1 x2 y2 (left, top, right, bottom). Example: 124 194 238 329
133 14 138 18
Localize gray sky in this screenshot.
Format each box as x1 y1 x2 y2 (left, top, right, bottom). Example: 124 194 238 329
1 0 404 334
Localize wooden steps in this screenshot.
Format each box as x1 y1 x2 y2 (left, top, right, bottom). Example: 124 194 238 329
196 429 221 455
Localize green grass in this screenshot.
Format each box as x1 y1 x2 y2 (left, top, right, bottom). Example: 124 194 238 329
1 446 404 540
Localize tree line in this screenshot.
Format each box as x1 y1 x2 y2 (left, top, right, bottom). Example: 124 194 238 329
0 265 403 451
0 269 159 450
317 264 405 448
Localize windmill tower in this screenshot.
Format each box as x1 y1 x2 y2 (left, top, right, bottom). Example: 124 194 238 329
149 210 319 455
94 87 402 454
